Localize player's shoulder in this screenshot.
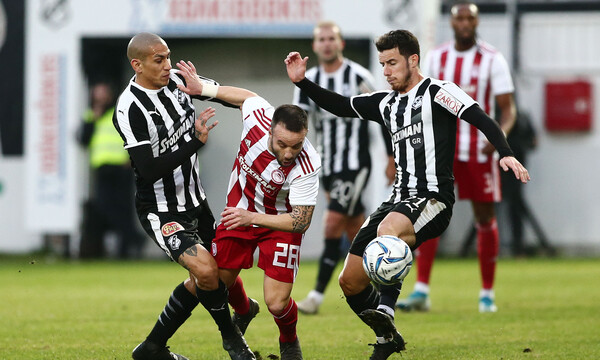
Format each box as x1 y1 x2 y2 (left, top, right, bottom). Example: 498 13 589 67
296 139 321 175
477 39 499 54
430 41 454 54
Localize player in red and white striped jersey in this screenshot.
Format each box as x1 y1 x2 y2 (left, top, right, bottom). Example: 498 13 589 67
397 1 517 313
176 60 321 360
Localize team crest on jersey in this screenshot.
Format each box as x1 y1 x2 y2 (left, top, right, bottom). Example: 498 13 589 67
212 242 217 256
176 89 186 104
162 221 184 237
167 235 181 251
412 95 423 110
271 169 285 184
434 88 463 116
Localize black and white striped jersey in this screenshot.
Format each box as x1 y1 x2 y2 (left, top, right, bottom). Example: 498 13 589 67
293 58 387 176
113 70 206 213
351 78 476 206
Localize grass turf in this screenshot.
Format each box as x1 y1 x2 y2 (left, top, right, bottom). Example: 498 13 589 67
1 256 599 359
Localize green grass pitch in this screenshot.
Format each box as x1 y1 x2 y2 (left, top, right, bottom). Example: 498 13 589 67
1 255 599 359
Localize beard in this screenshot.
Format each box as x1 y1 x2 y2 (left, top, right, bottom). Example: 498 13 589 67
391 67 413 93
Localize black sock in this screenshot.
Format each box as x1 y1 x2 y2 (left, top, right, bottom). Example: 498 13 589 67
379 283 402 313
196 280 236 338
345 283 380 316
146 282 200 347
315 238 342 293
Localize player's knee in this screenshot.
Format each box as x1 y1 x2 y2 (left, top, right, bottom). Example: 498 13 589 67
264 295 289 315
187 258 219 290
338 270 361 295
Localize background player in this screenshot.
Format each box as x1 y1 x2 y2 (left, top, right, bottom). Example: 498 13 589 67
293 21 395 315
113 33 255 360
397 1 516 313
285 29 529 359
176 59 321 360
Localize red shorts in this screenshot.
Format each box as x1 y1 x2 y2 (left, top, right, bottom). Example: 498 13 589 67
453 159 501 202
212 224 303 283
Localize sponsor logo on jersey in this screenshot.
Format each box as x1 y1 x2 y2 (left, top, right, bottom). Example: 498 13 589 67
271 169 285 184
412 95 423 110
159 115 194 154
434 88 463 116
167 234 181 251
238 155 278 194
162 221 184 237
392 122 423 144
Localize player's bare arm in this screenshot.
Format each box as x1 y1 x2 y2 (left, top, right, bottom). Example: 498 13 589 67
176 60 257 108
221 205 315 233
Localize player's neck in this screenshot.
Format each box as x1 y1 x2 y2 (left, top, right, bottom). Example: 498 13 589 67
320 57 344 73
454 38 476 52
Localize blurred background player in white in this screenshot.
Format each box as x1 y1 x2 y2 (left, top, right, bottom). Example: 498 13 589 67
176 59 321 360
293 21 395 315
397 1 516 313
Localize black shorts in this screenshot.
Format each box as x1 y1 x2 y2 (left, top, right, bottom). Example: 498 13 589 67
138 198 216 261
321 167 371 217
349 192 452 257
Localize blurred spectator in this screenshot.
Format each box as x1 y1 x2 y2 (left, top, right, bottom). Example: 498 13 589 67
77 82 145 259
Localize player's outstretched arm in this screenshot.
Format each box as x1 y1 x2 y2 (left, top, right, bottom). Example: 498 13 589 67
221 205 315 233
176 60 257 108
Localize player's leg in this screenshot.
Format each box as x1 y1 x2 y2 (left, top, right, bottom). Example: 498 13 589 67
258 229 304 360
133 207 221 360
212 225 259 359
472 200 499 313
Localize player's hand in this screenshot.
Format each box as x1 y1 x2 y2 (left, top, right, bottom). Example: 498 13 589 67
284 52 309 83
194 107 218 143
176 60 203 96
221 207 255 230
499 156 530 183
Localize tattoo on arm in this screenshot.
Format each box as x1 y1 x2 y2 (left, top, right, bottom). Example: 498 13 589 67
290 205 314 233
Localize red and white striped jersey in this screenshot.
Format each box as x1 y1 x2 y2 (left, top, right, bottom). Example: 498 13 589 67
423 40 514 163
225 96 321 215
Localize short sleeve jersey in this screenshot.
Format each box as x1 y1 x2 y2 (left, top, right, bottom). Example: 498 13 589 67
225 96 321 215
350 78 475 205
423 40 514 163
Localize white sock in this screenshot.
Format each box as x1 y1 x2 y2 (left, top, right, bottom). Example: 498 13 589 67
377 305 395 318
414 282 430 294
479 289 494 299
307 290 324 305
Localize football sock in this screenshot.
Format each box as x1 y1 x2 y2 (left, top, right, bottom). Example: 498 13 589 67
414 281 430 294
196 280 236 338
315 237 342 293
477 218 499 290
227 276 250 315
379 283 402 317
415 237 440 285
346 283 380 316
270 298 298 343
146 282 199 347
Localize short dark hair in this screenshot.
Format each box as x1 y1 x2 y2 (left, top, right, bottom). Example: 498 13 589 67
375 30 421 64
272 105 308 133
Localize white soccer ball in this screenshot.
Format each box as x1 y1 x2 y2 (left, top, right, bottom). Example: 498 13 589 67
362 235 413 285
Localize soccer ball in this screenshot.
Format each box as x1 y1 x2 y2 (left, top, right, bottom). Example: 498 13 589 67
362 235 413 285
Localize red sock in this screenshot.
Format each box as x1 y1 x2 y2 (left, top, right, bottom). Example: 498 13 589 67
227 276 250 315
415 237 440 284
270 298 298 343
477 219 499 290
